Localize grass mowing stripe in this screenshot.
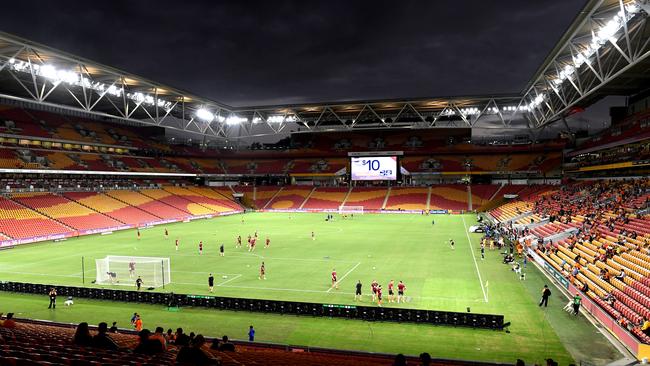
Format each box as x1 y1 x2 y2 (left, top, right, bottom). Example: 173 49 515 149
461 215 488 303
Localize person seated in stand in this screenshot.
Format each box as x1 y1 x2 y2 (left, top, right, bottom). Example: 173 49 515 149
0 313 16 329
218 335 235 351
615 269 626 281
642 317 650 336
580 282 589 293
176 334 220 365
134 329 163 354
72 322 93 347
92 322 118 350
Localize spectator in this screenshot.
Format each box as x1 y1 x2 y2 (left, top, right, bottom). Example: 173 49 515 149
72 322 93 347
134 329 163 355
515 360 525 366
641 317 650 336
109 321 118 333
176 334 220 365
93 322 118 350
218 335 235 351
165 328 175 344
419 352 431 366
615 269 626 281
248 325 255 342
1 313 16 329
150 326 167 350
393 353 407 366
175 327 191 346
210 338 220 350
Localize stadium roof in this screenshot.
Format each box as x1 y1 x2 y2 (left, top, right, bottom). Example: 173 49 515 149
0 0 648 141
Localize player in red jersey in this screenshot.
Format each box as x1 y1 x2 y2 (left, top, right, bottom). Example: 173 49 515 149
259 261 266 280
249 237 257 252
247 235 252 249
371 280 378 302
128 261 136 278
377 285 383 307
397 280 406 303
331 269 338 289
265 237 270 248
236 235 242 248
388 280 395 303
199 241 203 255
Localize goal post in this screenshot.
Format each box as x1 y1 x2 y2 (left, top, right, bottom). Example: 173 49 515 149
338 205 364 215
95 256 171 288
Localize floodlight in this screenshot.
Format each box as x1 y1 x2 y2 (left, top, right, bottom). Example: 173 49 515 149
196 108 214 122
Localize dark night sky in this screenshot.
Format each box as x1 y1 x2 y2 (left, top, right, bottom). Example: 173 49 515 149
0 1 587 107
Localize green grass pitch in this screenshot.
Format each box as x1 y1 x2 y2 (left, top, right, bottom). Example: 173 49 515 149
0 213 622 363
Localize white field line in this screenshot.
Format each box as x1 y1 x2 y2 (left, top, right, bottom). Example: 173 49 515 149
327 262 361 293
217 274 242 286
461 216 489 303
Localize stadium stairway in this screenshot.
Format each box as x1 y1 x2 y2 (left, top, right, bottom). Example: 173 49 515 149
0 196 73 239
265 186 313 210
383 187 428 211
301 187 348 210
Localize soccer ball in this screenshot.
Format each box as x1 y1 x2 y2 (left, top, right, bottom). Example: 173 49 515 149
372 266 376 270
222 275 228 279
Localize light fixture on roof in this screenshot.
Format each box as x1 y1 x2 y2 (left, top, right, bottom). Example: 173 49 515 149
196 108 214 122
225 116 247 125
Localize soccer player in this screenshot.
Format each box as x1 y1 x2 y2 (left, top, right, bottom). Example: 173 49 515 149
377 285 383 307
208 273 214 292
397 280 406 303
175 238 179 251
137 228 141 240
265 237 270 248
128 261 136 278
199 241 203 255
371 280 378 302
254 230 258 238
432 219 435 225
247 235 252 248
311 231 315 241
249 237 257 252
259 262 266 280
236 235 242 248
449 239 455 250
220 243 225 257
164 228 169 239
388 280 395 303
480 242 485 260
355 280 362 301
48 287 57 309
136 276 143 291
331 269 338 289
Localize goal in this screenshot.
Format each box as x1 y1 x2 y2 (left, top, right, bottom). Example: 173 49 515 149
95 256 171 288
338 205 364 215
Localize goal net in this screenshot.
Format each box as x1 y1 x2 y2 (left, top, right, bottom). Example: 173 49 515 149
95 256 171 288
338 205 364 215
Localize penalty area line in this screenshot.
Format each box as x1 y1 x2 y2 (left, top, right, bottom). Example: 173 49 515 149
217 274 242 287
461 216 489 303
327 262 361 293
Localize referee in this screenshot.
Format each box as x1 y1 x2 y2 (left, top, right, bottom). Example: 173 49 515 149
48 287 57 309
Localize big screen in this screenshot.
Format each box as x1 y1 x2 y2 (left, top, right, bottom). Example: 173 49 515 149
350 156 397 181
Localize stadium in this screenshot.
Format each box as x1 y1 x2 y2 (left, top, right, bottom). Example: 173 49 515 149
0 0 649 365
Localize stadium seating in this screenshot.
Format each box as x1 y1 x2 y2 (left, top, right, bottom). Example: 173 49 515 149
162 186 241 213
106 190 189 220
429 185 469 211
0 319 409 366
62 191 161 226
344 187 389 210
266 186 313 209
0 196 72 239
302 187 348 209
384 187 428 210
247 186 281 209
470 185 500 210
188 186 242 211
11 192 123 231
